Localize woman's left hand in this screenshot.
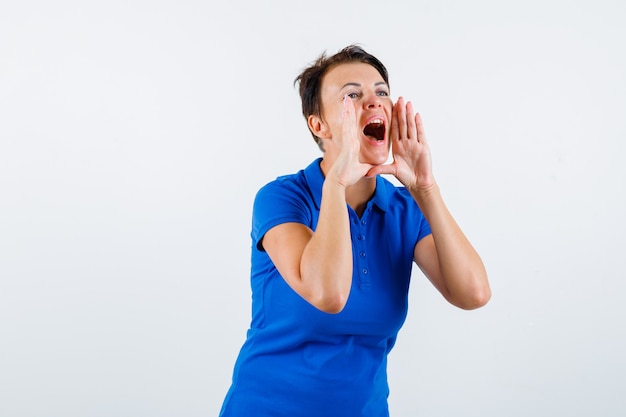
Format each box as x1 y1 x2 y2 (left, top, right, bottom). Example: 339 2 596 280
367 97 435 191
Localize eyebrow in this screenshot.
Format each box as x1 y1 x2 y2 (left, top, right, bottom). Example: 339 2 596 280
340 81 388 89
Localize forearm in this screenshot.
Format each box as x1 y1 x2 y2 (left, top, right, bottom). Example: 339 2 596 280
300 179 353 313
411 183 490 309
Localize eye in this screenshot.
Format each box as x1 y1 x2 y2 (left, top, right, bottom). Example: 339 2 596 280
376 90 389 97
347 92 360 99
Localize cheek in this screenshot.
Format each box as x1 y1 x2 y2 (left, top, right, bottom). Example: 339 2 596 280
321 106 343 131
385 103 393 119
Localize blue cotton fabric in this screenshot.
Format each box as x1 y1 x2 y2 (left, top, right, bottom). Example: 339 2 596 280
219 158 431 417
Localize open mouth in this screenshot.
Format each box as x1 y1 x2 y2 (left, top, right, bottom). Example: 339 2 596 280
363 119 385 141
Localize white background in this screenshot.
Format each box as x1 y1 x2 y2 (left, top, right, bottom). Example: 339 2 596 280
1 0 625 416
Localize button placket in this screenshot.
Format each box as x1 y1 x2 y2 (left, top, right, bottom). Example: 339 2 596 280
350 211 371 291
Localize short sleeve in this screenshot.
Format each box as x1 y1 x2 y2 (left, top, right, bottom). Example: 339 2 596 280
416 212 432 242
391 186 432 248
251 178 314 251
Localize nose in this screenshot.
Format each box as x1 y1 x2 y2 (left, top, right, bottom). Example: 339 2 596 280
364 92 383 109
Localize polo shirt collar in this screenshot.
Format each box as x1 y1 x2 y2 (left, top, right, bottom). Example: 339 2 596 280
303 158 390 213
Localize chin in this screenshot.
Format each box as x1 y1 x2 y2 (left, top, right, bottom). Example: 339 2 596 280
363 153 389 166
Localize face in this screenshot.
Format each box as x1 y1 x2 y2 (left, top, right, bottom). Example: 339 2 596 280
313 62 393 165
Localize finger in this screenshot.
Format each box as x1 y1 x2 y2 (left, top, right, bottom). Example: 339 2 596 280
406 101 417 140
396 97 408 140
415 112 427 144
342 95 358 140
390 100 399 142
342 94 353 122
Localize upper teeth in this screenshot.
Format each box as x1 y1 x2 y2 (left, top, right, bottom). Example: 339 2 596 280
369 119 383 124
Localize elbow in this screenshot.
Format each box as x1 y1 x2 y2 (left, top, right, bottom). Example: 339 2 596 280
448 271 491 310
319 294 349 314
456 281 491 310
311 290 350 314
461 286 491 310
302 269 352 314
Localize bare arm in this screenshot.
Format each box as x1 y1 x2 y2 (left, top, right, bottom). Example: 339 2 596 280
412 185 490 309
262 180 351 313
262 96 372 314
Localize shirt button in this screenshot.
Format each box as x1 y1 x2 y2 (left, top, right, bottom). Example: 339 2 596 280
359 251 366 258
361 220 366 225
362 268 368 275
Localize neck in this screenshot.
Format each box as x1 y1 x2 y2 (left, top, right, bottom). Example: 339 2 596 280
346 177 376 217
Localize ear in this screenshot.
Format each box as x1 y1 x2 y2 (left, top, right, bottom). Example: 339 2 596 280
307 114 331 139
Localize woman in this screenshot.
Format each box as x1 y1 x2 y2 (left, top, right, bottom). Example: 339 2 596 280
219 45 491 417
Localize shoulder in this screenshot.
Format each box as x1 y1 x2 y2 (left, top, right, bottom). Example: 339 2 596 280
255 170 310 207
254 159 322 209
251 162 323 248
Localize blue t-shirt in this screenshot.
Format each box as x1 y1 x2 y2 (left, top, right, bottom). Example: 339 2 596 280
220 158 431 417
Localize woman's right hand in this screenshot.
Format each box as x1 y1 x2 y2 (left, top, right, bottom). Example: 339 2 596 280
263 95 366 314
326 95 373 188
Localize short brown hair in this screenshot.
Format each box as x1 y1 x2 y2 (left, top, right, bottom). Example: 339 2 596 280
294 45 390 151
